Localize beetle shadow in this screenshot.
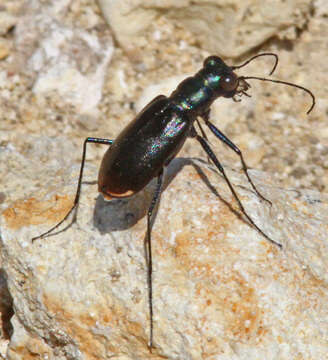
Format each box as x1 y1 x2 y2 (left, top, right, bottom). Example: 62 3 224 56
0 269 14 339
92 157 242 234
190 159 245 221
93 158 187 234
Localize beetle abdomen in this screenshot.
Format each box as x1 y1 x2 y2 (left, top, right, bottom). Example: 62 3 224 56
98 96 191 199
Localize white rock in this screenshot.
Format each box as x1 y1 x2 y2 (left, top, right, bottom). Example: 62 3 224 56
14 0 113 114
98 0 312 57
1 140 328 359
0 12 18 36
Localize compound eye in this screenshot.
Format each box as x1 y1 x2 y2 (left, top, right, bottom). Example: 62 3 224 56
221 74 238 92
203 55 223 67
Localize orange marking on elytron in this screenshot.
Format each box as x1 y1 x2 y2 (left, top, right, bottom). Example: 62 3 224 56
100 189 135 201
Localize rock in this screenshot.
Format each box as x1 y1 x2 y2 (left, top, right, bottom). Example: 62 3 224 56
1 0 328 358
0 39 10 60
97 0 312 57
1 138 328 358
0 12 18 36
14 0 113 114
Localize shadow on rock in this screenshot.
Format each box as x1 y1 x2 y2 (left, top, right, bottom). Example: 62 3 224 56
92 157 199 234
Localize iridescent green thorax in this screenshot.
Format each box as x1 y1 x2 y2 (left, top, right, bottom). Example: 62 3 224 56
170 74 213 114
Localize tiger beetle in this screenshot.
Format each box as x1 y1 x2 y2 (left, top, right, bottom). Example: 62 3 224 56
32 53 315 351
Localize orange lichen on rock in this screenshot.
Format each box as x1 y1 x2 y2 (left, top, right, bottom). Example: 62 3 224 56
7 335 53 360
2 195 73 230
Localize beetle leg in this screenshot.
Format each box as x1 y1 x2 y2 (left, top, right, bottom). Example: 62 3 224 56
195 132 281 248
202 114 272 206
146 170 163 351
32 137 114 242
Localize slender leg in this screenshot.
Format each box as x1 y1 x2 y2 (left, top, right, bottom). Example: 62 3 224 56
146 170 163 351
32 137 114 242
195 118 209 142
194 130 281 248
202 112 272 205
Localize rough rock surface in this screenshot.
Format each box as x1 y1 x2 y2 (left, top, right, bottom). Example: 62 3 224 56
15 0 113 114
98 0 312 58
1 145 328 358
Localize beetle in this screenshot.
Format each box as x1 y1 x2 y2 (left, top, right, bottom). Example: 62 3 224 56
32 53 315 350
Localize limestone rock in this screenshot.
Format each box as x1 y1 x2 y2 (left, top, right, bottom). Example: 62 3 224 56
1 140 328 359
14 0 113 114
98 0 312 57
